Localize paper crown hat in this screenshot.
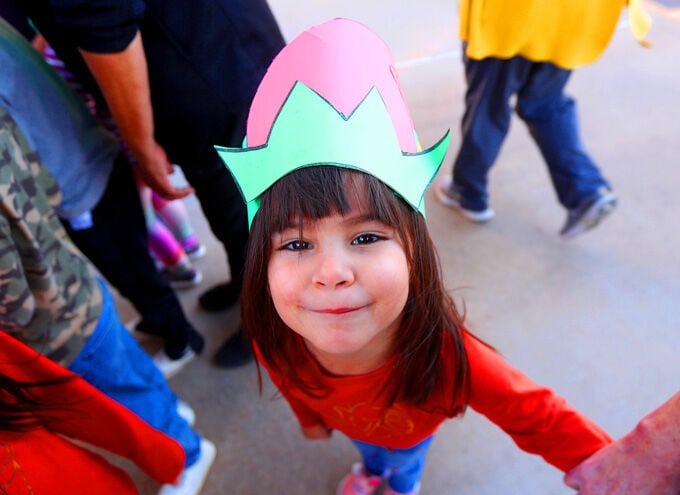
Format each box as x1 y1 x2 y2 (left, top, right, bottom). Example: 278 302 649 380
215 18 450 227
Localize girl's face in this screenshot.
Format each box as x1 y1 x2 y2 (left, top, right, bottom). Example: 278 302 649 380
267 202 409 376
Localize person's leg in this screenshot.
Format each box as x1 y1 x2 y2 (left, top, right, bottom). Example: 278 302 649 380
152 192 203 256
338 440 386 494
381 436 434 494
180 129 248 311
351 440 389 477
62 153 203 358
69 281 201 467
450 49 531 211
516 63 611 210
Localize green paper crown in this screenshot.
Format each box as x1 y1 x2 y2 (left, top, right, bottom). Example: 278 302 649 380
215 82 450 227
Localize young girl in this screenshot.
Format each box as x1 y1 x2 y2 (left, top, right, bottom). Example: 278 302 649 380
216 18 612 495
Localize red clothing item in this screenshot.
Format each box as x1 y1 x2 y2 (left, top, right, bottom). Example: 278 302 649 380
0 333 184 493
256 331 612 472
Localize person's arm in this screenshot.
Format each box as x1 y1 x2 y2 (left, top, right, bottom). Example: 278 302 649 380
79 31 193 200
564 391 680 494
0 333 185 484
464 332 613 472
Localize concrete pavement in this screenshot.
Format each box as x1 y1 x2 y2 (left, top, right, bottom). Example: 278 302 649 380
118 2 680 493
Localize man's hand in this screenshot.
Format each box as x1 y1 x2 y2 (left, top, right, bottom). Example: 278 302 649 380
135 141 194 200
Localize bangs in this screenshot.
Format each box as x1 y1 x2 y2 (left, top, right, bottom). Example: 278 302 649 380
257 166 410 233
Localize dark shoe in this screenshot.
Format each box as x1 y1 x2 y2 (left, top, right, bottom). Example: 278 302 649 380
164 327 205 359
213 329 253 368
560 189 617 239
198 281 241 312
160 264 202 289
135 318 166 337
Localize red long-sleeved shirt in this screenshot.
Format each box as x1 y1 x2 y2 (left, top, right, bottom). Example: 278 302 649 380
0 333 184 493
257 331 612 472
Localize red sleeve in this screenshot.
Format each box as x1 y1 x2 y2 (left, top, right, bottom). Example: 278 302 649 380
0 333 184 484
0 428 140 494
464 332 613 472
253 343 325 428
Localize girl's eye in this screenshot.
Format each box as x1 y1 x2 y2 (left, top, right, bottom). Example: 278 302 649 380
352 233 382 245
280 239 311 251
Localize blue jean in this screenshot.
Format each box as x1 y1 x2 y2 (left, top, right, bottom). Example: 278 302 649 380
352 436 434 493
69 280 201 466
452 48 610 211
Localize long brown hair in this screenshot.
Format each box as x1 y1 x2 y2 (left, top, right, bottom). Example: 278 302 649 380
0 372 75 432
242 167 470 409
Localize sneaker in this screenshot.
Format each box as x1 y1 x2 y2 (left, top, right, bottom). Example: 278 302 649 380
213 329 253 368
435 176 495 223
198 281 241 312
383 482 421 495
161 265 203 290
159 438 216 495
560 189 617 239
337 463 383 495
184 243 207 261
176 400 196 427
154 348 196 379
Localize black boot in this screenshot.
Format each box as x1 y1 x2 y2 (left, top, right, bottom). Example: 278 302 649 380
213 329 253 367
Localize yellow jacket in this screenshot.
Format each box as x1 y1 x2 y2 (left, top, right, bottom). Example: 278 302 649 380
459 0 651 69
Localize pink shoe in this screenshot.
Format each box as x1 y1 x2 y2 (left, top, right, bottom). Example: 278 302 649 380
337 463 383 495
382 481 421 495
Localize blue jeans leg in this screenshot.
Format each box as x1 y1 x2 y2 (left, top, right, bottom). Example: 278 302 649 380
452 50 533 211
351 436 434 493
516 63 610 209
69 280 201 467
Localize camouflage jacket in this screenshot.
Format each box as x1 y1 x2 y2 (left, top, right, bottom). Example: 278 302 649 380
0 106 102 366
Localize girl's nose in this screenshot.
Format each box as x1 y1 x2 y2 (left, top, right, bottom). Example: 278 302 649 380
312 248 355 288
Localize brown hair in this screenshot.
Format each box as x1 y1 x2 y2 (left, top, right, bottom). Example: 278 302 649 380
0 372 75 432
242 166 470 409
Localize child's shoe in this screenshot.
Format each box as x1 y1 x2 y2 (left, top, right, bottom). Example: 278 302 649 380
337 462 383 495
176 400 196 426
435 175 494 223
184 242 207 261
560 188 617 239
153 348 196 379
159 438 216 495
382 481 421 495
160 264 202 289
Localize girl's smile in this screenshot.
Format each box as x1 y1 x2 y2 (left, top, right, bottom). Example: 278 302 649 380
267 206 409 375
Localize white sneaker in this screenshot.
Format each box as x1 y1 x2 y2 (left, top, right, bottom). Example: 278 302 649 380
176 400 196 427
435 175 495 223
159 438 216 495
184 243 207 261
153 348 195 379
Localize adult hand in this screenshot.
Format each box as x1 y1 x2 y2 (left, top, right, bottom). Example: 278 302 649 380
301 424 333 440
135 140 194 200
564 392 680 495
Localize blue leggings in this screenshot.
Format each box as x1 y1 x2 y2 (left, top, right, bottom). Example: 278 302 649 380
69 280 201 466
352 436 434 493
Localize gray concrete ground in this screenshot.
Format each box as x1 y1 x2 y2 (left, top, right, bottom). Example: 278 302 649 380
116 2 680 493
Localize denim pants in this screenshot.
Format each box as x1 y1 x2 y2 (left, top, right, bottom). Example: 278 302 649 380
69 280 201 467
352 436 434 493
452 48 610 211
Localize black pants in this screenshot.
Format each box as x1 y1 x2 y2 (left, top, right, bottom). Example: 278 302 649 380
175 108 250 294
63 152 196 356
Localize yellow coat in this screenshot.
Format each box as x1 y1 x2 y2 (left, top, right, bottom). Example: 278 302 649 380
459 0 651 69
